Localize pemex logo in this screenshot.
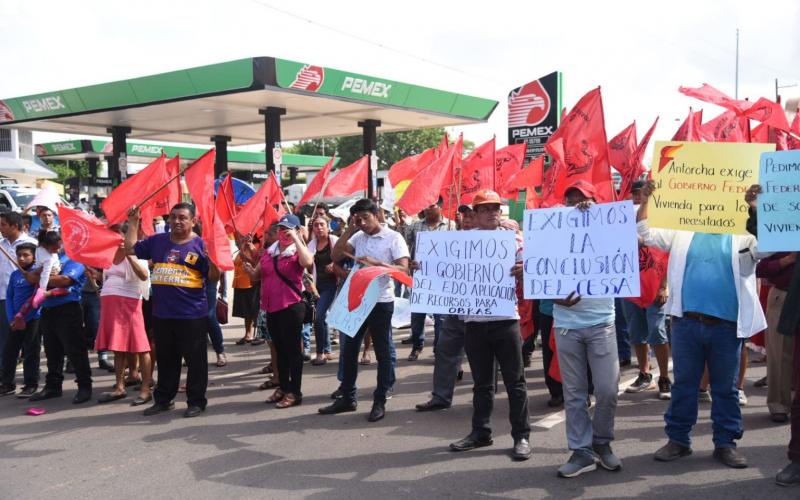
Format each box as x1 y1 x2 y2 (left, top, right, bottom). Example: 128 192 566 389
0 100 14 123
289 65 325 92
508 80 551 127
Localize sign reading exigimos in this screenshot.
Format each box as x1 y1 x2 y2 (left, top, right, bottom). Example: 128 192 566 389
648 141 775 234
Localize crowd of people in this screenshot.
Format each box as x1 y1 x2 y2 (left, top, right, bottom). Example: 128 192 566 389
0 182 798 487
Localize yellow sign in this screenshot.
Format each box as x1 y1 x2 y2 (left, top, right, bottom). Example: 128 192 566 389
648 141 775 234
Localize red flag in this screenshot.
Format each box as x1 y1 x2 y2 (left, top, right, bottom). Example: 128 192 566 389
453 138 495 204
500 155 544 200
541 137 565 207
387 148 436 187
323 156 369 197
348 266 412 311
138 155 183 237
619 117 658 199
751 122 769 143
297 156 335 209
183 149 234 271
215 174 237 234
700 110 750 143
608 122 638 183
672 108 704 141
786 111 800 150
397 135 462 216
547 87 614 203
236 173 282 236
627 246 669 308
101 154 169 226
679 84 752 114
435 132 449 158
494 143 526 196
58 205 123 269
743 97 791 132
262 199 281 235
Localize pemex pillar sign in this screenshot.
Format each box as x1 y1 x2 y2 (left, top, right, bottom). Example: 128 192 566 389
507 72 562 164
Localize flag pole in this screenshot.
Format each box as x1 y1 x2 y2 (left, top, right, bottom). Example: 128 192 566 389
0 244 22 272
131 159 195 211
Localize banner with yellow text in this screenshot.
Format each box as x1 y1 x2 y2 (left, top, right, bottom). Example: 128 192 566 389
648 141 775 234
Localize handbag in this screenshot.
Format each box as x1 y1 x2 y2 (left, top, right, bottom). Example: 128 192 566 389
216 297 229 325
272 255 316 323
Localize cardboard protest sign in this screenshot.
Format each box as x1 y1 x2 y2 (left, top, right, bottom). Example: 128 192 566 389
410 230 517 317
522 200 640 299
327 265 379 337
757 150 800 251
648 141 774 234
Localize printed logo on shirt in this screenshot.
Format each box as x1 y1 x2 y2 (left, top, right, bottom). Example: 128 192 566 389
166 249 181 264
185 252 199 265
151 263 203 289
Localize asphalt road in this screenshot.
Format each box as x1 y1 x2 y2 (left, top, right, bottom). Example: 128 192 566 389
0 318 796 500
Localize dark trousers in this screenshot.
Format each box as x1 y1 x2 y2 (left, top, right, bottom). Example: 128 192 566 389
41 302 92 391
267 302 306 397
81 291 100 348
340 302 395 403
0 319 40 388
464 320 530 441
787 334 800 463
538 314 563 398
152 317 208 409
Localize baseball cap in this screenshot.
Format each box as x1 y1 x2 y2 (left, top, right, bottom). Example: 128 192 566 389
471 189 503 208
564 180 596 200
631 180 647 192
277 214 301 229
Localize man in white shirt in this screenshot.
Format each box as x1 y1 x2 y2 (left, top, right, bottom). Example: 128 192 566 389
319 198 410 422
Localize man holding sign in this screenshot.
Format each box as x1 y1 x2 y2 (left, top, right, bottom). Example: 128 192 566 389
447 189 532 462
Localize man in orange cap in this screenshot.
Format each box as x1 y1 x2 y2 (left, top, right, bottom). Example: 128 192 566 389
448 189 531 461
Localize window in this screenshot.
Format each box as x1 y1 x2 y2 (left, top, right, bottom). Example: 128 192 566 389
0 129 11 153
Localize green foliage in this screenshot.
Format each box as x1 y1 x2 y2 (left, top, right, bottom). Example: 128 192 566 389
43 160 90 185
284 128 476 169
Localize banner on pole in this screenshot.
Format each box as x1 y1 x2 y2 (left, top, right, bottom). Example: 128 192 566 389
648 141 774 234
522 201 640 299
757 150 800 251
410 230 517 317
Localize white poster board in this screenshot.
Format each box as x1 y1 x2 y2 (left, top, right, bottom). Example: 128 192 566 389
522 200 640 299
327 265 379 337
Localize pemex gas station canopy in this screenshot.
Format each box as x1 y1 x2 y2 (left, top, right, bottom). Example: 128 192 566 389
0 57 497 145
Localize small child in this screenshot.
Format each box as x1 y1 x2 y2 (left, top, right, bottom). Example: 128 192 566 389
0 243 43 397
31 231 66 308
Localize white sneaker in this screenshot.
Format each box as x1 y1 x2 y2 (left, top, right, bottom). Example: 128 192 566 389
738 389 748 406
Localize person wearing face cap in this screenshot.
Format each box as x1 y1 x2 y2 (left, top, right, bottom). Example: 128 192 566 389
244 214 313 409
550 180 622 478
448 189 532 462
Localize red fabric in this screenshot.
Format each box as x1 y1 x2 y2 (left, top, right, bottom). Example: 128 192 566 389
548 325 561 383
215 174 237 234
516 279 535 341
324 156 368 198
672 108 704 141
297 156 335 208
387 148 436 186
619 117 658 199
100 154 169 226
58 205 123 269
236 174 282 237
262 201 280 236
627 246 669 308
700 110 750 143
436 133 449 158
608 122 638 184
494 143 526 198
544 87 615 204
500 155 544 200
751 122 769 143
183 149 234 271
348 266 412 312
397 135 463 216
744 97 791 132
787 112 800 150
95 295 149 353
751 282 771 348
678 84 752 114
453 137 495 204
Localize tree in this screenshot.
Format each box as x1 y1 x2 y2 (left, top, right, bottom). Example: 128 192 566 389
43 160 90 185
284 127 475 169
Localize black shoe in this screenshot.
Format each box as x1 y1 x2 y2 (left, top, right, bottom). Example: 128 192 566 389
29 388 62 402
713 447 748 469
547 395 564 407
654 441 692 461
407 348 421 361
302 351 312 362
17 386 37 398
0 383 16 396
401 337 413 345
72 388 92 404
415 399 450 412
776 462 800 487
512 438 532 461
330 388 343 400
625 372 654 393
456 370 464 381
184 405 205 418
64 360 75 374
367 402 385 422
619 359 632 368
449 435 493 452
318 398 357 414
98 359 115 372
772 413 789 423
522 353 532 368
143 402 175 416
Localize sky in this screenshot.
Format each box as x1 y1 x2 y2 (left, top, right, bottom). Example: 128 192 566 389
2 0 799 161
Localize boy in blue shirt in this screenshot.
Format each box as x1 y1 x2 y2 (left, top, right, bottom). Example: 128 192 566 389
0 243 42 398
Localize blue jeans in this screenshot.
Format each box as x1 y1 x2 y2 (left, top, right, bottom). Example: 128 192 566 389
621 300 668 345
614 298 630 362
314 285 336 354
302 324 311 353
410 312 444 349
665 316 743 449
205 281 224 354
339 302 395 403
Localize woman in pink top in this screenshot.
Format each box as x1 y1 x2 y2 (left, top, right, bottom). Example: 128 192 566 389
245 214 313 408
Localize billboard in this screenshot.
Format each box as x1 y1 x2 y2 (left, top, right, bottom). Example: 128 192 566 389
508 72 562 163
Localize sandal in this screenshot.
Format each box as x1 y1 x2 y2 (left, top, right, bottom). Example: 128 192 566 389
258 379 279 390
97 390 127 403
265 389 285 404
235 337 253 346
260 365 273 375
275 393 301 409
359 353 372 365
311 355 327 366
124 377 143 387
251 339 266 346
